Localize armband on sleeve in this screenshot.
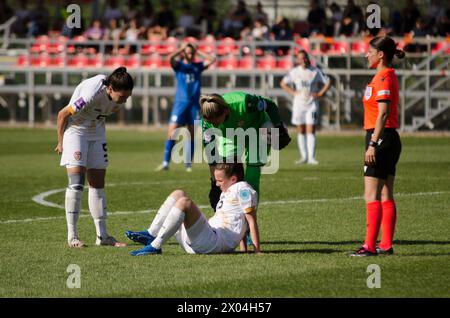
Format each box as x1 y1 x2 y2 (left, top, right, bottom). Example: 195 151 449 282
247 95 281 125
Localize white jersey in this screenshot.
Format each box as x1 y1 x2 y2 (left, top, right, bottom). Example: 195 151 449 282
208 181 258 251
65 75 122 140
282 65 329 109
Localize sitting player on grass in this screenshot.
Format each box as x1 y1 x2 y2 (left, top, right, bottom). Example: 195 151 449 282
200 92 291 210
200 91 291 248
125 162 261 255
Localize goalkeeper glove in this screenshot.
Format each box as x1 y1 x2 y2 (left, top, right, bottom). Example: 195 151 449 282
273 122 291 150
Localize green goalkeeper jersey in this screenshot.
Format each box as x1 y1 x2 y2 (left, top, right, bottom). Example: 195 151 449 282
201 91 281 164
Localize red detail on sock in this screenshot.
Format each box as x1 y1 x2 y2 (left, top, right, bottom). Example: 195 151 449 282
364 201 382 252
379 199 397 250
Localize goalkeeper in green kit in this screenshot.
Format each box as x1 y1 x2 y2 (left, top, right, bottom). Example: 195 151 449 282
200 91 291 217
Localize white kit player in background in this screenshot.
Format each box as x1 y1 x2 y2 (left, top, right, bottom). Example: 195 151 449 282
280 50 331 165
55 67 134 248
125 163 261 255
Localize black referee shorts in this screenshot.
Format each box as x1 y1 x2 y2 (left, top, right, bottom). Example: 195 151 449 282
364 128 402 180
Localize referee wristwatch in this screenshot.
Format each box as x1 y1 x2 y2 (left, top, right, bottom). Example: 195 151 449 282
368 140 378 148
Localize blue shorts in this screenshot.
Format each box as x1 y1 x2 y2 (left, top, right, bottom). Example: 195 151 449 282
170 101 199 125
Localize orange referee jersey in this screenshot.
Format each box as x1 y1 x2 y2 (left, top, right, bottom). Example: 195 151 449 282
363 68 399 130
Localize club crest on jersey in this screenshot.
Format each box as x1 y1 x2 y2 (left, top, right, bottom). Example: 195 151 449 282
74 97 86 111
364 86 372 100
239 188 251 202
73 151 82 161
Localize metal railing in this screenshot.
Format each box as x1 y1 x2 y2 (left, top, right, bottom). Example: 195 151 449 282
0 16 17 51
0 36 449 130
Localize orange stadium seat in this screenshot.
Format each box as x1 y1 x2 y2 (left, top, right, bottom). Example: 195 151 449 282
217 37 238 56
351 41 369 55
328 41 350 55
67 54 89 67
255 47 265 56
104 55 126 68
142 53 162 68
432 40 450 54
16 54 28 66
67 45 76 54
238 55 254 69
51 54 66 67
31 53 51 67
157 36 178 55
30 35 50 53
256 54 276 70
125 54 140 68
161 56 171 68
198 35 216 54
217 55 238 69
182 36 198 45
277 55 293 70
88 54 103 68
72 35 86 43
47 36 68 54
141 43 157 55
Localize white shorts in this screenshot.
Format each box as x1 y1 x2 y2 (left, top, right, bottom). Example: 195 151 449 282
175 213 223 254
291 102 318 126
60 132 109 169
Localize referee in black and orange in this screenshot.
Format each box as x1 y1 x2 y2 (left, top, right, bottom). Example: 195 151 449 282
350 36 405 257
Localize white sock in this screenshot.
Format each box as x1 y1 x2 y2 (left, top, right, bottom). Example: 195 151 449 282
88 188 108 239
148 196 177 237
65 188 83 241
307 133 316 161
297 133 307 160
151 207 185 249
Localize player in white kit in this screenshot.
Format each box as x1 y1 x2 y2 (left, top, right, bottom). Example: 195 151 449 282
125 163 261 255
280 50 330 165
55 67 133 248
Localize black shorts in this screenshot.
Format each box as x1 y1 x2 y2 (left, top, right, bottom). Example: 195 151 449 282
364 128 402 180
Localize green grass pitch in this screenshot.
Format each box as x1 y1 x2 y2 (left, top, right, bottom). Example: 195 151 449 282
0 127 449 297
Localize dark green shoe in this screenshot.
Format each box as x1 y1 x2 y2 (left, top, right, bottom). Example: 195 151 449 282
349 246 378 257
376 247 394 255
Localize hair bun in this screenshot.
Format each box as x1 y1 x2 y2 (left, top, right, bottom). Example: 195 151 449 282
114 67 127 73
395 49 405 59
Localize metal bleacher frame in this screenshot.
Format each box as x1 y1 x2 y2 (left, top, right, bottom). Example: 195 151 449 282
0 35 449 131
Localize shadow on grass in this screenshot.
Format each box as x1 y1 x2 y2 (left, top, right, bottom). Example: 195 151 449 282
263 240 450 246
398 252 450 257
128 241 450 256
219 248 341 255
262 248 340 254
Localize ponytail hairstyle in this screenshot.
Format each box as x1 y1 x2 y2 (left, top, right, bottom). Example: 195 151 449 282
103 67 134 91
199 94 229 121
369 36 405 64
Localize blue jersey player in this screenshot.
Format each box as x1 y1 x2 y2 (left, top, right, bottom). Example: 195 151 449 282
156 42 216 171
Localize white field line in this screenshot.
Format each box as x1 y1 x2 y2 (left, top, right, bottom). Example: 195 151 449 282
31 180 203 209
0 190 447 225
